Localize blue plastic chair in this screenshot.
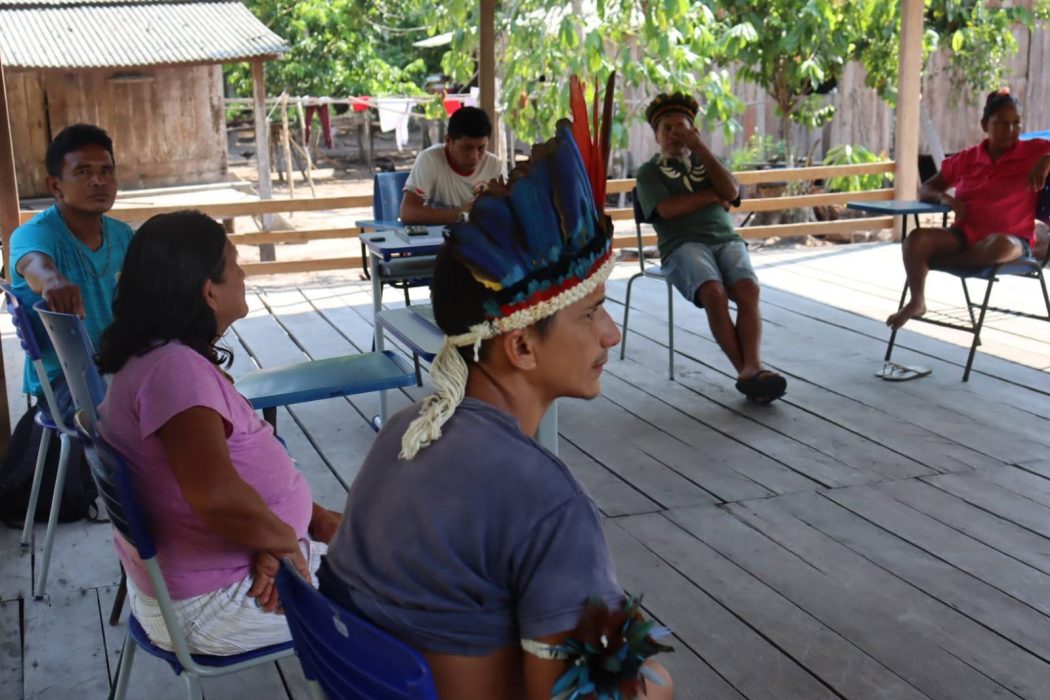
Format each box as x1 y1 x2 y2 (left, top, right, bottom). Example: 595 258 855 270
74 409 294 700
620 190 676 379
355 171 435 305
0 283 77 598
274 559 438 700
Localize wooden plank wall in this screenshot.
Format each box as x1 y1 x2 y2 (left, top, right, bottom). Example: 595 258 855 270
5 65 227 197
625 22 1050 169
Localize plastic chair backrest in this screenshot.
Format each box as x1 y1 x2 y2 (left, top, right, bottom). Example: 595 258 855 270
74 409 155 559
275 560 438 700
34 302 106 416
1 281 45 360
373 171 411 221
2 282 71 430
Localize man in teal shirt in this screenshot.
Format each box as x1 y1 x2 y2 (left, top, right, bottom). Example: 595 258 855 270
635 93 786 403
10 124 134 422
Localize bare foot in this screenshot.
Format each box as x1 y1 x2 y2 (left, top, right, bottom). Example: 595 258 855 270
886 300 926 330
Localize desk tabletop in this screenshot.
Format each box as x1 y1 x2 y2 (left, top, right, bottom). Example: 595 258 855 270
845 200 951 216
377 305 443 362
236 351 415 409
360 227 446 258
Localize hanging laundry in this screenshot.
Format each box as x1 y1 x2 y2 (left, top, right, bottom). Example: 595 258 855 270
352 96 371 112
376 98 414 151
304 102 333 148
443 99 463 117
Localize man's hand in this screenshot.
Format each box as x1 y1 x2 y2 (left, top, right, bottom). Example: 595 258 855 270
682 127 706 155
41 278 85 318
1028 155 1050 192
248 547 311 613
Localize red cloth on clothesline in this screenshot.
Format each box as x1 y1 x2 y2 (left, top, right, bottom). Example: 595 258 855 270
443 99 463 117
352 96 371 112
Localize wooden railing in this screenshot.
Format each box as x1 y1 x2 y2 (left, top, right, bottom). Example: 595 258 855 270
17 161 896 277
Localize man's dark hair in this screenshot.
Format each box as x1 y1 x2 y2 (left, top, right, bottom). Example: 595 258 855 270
430 245 551 364
97 210 231 374
447 107 492 140
45 124 115 177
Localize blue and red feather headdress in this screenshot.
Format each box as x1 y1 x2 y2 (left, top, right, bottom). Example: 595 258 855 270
400 73 617 459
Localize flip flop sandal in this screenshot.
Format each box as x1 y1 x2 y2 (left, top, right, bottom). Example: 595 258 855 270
875 361 932 381
735 371 787 404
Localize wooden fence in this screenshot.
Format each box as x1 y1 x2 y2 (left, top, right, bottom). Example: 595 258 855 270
17 161 896 277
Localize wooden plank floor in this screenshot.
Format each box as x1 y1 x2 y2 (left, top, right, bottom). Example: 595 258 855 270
0 241 1047 699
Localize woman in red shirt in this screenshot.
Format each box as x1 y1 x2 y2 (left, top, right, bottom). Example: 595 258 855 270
887 89 1050 330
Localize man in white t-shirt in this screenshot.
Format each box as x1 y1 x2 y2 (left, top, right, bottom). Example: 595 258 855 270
400 107 504 225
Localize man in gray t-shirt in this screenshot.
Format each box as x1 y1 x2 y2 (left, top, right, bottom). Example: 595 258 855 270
321 120 673 698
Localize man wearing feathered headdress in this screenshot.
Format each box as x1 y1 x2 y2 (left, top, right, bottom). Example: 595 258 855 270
319 83 673 698
636 92 787 403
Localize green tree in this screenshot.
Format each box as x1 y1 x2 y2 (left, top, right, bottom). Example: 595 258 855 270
855 0 1032 108
406 0 749 147
228 1 438 98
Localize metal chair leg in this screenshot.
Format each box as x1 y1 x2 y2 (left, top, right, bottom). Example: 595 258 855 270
620 273 641 360
35 433 71 598
111 634 136 700
1037 269 1050 319
666 281 675 380
21 425 52 547
110 568 127 625
183 672 204 700
963 277 997 382
884 280 908 362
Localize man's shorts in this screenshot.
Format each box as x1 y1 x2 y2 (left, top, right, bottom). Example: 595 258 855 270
663 240 758 307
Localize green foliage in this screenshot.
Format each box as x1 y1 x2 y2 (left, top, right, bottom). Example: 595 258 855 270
856 1 1032 107
1037 0 1050 21
715 0 852 143
822 143 892 192
227 1 439 98
729 134 787 171
408 0 746 147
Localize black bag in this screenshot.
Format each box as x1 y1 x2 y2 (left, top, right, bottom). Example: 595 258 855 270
0 405 98 527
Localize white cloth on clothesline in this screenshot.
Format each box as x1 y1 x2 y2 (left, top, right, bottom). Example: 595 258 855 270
376 98 414 151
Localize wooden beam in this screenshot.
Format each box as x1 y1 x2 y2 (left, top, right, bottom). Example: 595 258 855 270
894 0 924 233
736 216 894 240
251 59 275 261
228 227 360 245
479 0 497 123
0 51 15 447
736 188 895 213
243 256 362 277
733 162 895 185
22 193 374 224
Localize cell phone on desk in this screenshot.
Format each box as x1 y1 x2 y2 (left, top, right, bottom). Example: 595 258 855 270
405 225 429 236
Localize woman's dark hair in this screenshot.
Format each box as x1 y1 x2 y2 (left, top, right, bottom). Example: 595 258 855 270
430 245 552 364
982 89 1020 124
97 210 232 374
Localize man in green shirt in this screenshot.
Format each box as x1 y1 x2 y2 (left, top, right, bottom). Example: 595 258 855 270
635 92 786 403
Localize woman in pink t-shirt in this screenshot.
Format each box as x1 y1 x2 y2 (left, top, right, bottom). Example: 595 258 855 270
887 89 1050 330
96 210 341 655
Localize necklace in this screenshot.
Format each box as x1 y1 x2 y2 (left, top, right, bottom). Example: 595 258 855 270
73 230 111 279
58 208 112 278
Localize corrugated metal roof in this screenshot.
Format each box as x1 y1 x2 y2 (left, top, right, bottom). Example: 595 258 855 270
0 1 288 69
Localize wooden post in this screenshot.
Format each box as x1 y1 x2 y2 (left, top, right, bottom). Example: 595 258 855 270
894 0 924 238
0 51 17 447
280 93 294 201
294 98 316 196
251 59 275 261
479 0 497 124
